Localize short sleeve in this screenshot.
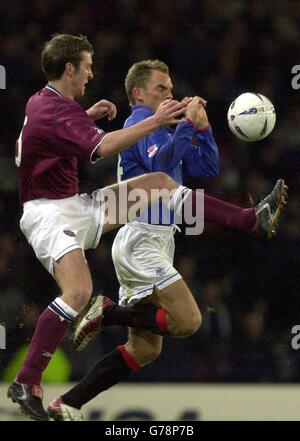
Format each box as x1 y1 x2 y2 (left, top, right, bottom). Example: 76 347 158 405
54 102 107 162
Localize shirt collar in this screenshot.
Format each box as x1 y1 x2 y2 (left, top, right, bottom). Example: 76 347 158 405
45 84 63 97
131 105 154 115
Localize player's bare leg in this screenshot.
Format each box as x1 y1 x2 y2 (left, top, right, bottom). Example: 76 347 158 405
54 249 93 312
101 171 178 233
8 249 93 421
149 280 202 337
74 278 201 352
49 327 162 420
49 282 202 419
124 328 163 366
100 174 288 238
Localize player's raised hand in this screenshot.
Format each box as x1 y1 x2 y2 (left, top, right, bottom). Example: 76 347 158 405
153 98 188 126
186 96 209 129
181 96 193 106
86 99 117 121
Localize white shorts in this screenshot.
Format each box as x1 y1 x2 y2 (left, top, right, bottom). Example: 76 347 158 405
20 191 105 276
112 221 182 306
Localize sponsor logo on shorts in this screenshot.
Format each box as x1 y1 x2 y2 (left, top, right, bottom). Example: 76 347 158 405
156 267 166 276
63 230 76 237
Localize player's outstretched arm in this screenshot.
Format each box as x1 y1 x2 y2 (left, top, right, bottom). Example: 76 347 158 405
97 99 187 158
181 95 220 177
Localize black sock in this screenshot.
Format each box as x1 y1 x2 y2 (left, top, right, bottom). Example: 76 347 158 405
62 347 136 409
102 303 168 335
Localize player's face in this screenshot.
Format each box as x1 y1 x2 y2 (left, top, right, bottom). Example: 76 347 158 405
138 70 173 111
72 51 93 99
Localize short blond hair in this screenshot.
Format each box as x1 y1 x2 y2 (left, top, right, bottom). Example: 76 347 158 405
125 60 169 105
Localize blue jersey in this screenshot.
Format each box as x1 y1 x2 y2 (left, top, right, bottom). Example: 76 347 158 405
118 105 220 224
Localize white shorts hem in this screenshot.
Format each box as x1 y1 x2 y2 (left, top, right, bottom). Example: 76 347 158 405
51 244 82 275
119 272 182 306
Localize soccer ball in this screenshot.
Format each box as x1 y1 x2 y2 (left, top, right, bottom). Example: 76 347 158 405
227 92 276 142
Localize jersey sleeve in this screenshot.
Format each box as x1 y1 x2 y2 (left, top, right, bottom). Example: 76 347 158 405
182 125 220 177
54 102 107 162
134 121 220 177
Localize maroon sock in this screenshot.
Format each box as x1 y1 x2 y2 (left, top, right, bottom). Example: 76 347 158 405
17 308 71 386
189 191 256 233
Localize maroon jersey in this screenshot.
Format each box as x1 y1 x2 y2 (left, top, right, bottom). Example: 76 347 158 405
16 85 107 204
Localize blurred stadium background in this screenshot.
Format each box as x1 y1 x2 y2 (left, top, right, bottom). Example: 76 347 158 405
0 0 300 420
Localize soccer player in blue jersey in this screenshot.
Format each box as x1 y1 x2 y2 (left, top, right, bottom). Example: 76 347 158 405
48 60 287 420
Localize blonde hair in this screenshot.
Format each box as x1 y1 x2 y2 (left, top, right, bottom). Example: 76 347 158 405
125 59 169 105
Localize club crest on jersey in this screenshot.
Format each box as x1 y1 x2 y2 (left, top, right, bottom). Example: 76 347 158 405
63 230 76 237
93 127 104 134
147 144 158 157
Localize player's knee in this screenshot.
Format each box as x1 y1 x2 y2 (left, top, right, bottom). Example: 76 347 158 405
151 172 175 190
172 310 202 337
190 310 202 334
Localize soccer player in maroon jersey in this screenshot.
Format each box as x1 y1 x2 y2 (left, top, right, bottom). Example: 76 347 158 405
8 33 191 421
8 34 287 421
